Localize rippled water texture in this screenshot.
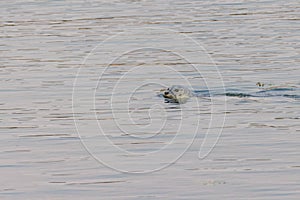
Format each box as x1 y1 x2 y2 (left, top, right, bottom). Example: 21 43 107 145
1 0 299 199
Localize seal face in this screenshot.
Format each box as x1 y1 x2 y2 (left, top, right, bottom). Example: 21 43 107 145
162 85 192 103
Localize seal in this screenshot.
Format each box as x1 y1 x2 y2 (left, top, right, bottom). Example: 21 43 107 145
160 83 299 103
162 85 192 103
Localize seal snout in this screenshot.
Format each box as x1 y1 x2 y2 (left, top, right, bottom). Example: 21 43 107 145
164 91 169 95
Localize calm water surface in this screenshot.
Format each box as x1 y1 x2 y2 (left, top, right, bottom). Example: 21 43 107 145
1 0 299 199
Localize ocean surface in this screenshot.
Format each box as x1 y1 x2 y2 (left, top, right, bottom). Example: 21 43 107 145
1 0 299 199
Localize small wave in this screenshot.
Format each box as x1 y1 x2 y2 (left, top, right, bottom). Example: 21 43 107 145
224 92 252 97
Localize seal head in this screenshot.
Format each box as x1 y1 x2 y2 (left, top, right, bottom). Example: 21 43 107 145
162 85 192 103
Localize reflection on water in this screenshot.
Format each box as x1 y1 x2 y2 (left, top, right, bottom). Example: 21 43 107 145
1 0 300 199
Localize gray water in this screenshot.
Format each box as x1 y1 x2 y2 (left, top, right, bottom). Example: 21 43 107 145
1 0 300 199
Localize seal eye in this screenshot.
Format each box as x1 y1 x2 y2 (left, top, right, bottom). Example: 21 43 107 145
174 89 179 92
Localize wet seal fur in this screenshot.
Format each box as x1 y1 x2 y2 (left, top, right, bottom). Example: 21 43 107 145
162 85 193 103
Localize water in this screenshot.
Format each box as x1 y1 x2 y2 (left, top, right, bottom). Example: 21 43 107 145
1 0 300 199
